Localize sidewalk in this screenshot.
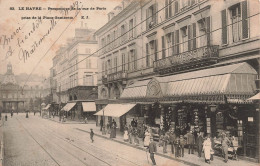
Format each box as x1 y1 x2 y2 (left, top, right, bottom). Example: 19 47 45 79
48 117 258 166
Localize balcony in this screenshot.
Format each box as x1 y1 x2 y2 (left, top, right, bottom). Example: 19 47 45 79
107 71 128 83
154 45 219 74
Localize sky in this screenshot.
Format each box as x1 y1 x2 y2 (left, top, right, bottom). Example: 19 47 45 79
0 0 120 77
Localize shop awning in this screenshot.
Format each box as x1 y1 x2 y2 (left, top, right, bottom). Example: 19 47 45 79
82 102 96 112
120 62 257 103
43 104 50 110
248 92 260 100
61 102 76 112
121 79 151 99
94 104 136 117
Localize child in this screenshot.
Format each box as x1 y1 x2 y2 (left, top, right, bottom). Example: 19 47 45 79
90 129 94 143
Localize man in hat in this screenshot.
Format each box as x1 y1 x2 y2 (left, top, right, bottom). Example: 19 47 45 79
90 129 94 143
185 130 195 154
148 137 157 165
222 133 231 163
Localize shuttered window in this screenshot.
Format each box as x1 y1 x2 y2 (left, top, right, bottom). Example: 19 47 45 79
154 40 158 62
175 0 179 15
165 0 169 19
221 9 228 45
146 43 150 67
206 17 211 45
175 30 179 54
162 36 166 59
171 32 175 56
192 23 196 49
169 0 172 17
188 25 192 51
241 0 248 39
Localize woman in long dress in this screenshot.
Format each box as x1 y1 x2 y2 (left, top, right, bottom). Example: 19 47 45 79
123 126 129 142
143 128 151 147
203 137 212 164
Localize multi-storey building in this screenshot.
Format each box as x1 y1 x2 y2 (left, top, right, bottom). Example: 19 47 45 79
95 0 259 162
51 27 98 120
0 63 50 112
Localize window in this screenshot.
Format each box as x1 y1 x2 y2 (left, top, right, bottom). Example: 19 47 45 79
107 34 111 50
230 4 241 42
102 61 105 76
129 19 134 38
114 56 118 73
122 53 126 72
107 59 112 74
86 59 91 69
129 49 137 71
162 36 166 58
222 1 248 45
84 75 93 86
121 25 126 43
181 26 188 52
165 0 172 20
198 19 207 47
146 40 158 67
146 4 157 30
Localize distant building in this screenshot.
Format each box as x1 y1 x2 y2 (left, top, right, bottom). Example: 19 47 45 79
0 63 50 112
51 26 98 120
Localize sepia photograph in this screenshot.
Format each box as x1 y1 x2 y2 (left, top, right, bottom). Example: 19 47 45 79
0 0 259 165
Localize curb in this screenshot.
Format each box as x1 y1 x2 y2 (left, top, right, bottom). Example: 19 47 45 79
75 128 200 166
47 118 92 124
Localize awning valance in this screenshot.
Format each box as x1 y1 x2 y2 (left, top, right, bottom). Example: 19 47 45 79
82 102 96 112
120 62 257 103
94 104 136 117
61 103 76 112
43 104 50 110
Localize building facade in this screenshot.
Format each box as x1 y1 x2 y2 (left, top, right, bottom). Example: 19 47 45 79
51 27 98 120
0 63 50 113
95 0 259 162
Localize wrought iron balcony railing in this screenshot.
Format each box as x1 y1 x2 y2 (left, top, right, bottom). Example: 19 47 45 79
154 45 219 74
107 71 128 82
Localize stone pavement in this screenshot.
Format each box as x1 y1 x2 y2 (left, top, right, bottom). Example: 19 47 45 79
48 116 258 166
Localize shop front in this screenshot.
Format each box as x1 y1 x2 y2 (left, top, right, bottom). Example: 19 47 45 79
120 62 259 161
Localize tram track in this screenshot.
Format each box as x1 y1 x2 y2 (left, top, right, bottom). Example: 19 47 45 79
18 117 141 166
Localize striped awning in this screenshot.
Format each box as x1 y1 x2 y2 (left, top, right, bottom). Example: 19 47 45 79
94 104 136 117
61 102 76 112
120 63 257 103
82 102 96 112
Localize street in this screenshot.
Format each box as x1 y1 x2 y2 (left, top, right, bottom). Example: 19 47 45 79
3 113 188 166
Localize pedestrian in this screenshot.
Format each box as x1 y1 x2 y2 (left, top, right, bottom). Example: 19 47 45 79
133 127 139 145
203 136 212 164
197 132 204 158
169 129 176 154
100 118 103 131
148 137 157 165
179 135 186 157
110 119 117 138
162 132 169 153
231 136 238 160
144 128 151 147
11 111 13 118
85 116 88 124
128 125 133 144
210 136 216 161
222 133 231 163
5 114 7 121
185 130 195 154
90 129 94 143
175 136 180 157
123 126 129 142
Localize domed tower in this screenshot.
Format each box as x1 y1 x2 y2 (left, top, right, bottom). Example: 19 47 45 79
2 62 17 85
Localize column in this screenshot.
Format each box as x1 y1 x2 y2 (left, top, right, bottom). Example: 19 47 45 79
256 58 260 162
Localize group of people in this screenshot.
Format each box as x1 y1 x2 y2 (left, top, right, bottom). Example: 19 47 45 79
123 119 140 145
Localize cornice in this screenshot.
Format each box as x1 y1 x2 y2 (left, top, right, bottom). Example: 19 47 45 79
176 15 191 24
192 5 211 15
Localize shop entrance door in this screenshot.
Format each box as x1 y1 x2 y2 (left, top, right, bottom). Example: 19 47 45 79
244 116 257 159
